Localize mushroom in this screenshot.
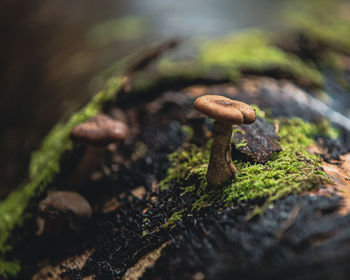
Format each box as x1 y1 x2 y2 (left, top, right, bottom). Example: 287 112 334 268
69 113 130 185
194 95 256 187
37 191 92 235
70 113 129 146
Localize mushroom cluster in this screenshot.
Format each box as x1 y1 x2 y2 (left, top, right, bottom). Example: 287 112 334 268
37 113 130 235
194 95 256 187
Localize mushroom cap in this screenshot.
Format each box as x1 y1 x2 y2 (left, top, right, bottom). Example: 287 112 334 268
70 113 129 145
39 191 92 219
194 95 256 125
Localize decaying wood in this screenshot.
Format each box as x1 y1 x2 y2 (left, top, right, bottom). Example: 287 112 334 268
122 241 170 280
309 144 350 215
33 249 93 280
26 76 350 280
3 6 350 276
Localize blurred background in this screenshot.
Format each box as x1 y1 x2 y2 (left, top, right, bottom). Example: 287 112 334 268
0 0 291 197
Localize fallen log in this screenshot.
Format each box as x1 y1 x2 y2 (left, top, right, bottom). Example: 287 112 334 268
2 0 350 278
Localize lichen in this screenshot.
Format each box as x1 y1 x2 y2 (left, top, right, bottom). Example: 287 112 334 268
159 115 333 216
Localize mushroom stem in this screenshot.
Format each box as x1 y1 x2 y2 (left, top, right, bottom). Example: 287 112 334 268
206 121 237 187
70 145 106 187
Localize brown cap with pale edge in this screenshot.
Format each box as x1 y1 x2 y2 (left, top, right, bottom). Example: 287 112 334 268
39 191 92 219
70 113 129 145
194 95 256 125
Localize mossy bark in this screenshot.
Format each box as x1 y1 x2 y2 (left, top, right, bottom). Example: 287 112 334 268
1 0 350 277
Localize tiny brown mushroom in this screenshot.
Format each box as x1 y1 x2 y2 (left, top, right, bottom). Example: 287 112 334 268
70 113 129 146
69 113 130 185
37 191 92 235
194 95 256 187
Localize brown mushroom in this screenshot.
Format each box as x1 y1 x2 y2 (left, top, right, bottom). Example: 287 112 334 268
69 113 130 185
70 113 129 146
194 95 256 187
37 191 92 235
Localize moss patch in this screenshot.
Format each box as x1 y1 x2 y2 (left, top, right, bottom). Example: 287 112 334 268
199 31 324 87
0 259 20 278
162 209 185 230
131 30 324 93
224 118 329 214
286 0 350 55
159 116 332 215
159 143 209 192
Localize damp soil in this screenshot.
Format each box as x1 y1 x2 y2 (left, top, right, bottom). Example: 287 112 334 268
17 78 350 280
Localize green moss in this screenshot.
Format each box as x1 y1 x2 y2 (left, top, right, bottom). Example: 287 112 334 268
0 259 20 278
131 30 324 93
250 105 267 119
159 116 332 215
181 125 194 142
0 77 123 259
159 143 210 192
284 0 350 91
162 209 185 230
235 140 248 149
286 0 350 54
199 31 324 87
224 118 328 208
317 119 340 140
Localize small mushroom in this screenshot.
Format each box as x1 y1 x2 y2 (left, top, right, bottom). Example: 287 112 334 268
69 113 130 185
194 95 256 187
70 113 129 146
37 191 92 235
